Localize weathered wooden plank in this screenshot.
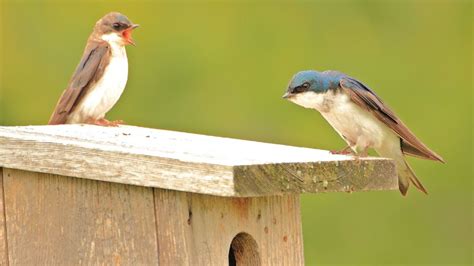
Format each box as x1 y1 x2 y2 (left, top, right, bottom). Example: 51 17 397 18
0 168 8 266
0 125 398 196
2 168 159 265
154 188 304 265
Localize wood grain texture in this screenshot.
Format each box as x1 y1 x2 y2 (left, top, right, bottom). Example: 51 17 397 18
2 168 158 265
0 125 398 196
0 168 8 266
154 188 304 265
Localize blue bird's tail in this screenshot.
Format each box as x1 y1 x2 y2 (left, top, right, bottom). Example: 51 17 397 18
397 158 428 196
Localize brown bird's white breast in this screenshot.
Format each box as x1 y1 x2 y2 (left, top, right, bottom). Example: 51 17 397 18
68 39 128 123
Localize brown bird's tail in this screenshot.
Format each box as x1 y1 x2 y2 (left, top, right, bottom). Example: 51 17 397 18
48 89 69 125
48 111 67 125
397 158 428 196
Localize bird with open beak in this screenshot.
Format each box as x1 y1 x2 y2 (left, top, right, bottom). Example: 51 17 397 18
48 12 139 126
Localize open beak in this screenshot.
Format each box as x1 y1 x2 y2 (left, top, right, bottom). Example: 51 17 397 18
123 24 139 46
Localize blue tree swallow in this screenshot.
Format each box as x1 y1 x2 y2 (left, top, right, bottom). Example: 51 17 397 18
283 70 444 195
48 12 139 126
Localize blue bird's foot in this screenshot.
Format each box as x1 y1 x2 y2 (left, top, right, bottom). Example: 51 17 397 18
353 147 369 165
330 146 354 155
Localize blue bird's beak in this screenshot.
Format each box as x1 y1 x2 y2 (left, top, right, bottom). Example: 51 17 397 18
282 92 292 99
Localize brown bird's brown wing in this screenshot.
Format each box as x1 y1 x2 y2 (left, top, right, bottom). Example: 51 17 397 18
48 41 110 125
339 77 444 163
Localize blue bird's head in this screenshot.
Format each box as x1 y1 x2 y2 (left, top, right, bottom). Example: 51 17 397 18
282 70 342 99
282 70 344 109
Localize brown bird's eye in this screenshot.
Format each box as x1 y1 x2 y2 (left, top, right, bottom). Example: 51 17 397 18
112 23 121 29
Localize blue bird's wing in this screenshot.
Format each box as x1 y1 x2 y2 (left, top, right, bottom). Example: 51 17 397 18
48 41 111 125
339 77 444 162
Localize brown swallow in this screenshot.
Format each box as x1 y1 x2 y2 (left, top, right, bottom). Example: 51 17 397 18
48 12 139 126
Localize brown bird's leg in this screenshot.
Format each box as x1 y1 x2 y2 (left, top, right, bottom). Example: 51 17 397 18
330 146 354 155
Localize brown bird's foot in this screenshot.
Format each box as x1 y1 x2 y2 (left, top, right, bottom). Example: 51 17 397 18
330 146 354 155
109 120 125 126
91 118 124 127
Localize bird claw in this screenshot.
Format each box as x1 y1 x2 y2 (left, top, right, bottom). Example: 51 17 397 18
330 149 353 155
330 146 354 155
110 120 125 126
357 148 369 158
90 119 124 127
352 148 369 165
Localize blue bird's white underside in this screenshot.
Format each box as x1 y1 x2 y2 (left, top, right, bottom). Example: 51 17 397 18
289 90 403 160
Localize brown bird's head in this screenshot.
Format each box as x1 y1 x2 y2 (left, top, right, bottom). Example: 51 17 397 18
93 12 139 46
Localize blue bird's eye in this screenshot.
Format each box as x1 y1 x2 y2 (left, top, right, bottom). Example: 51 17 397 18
112 23 121 30
293 82 310 93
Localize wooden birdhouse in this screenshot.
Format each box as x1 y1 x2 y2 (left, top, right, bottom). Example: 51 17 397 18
0 125 397 265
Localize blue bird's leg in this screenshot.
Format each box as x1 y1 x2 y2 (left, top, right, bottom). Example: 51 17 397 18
359 146 369 157
353 147 369 163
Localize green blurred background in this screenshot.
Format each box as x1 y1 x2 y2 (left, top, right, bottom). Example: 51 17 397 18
0 0 472 265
